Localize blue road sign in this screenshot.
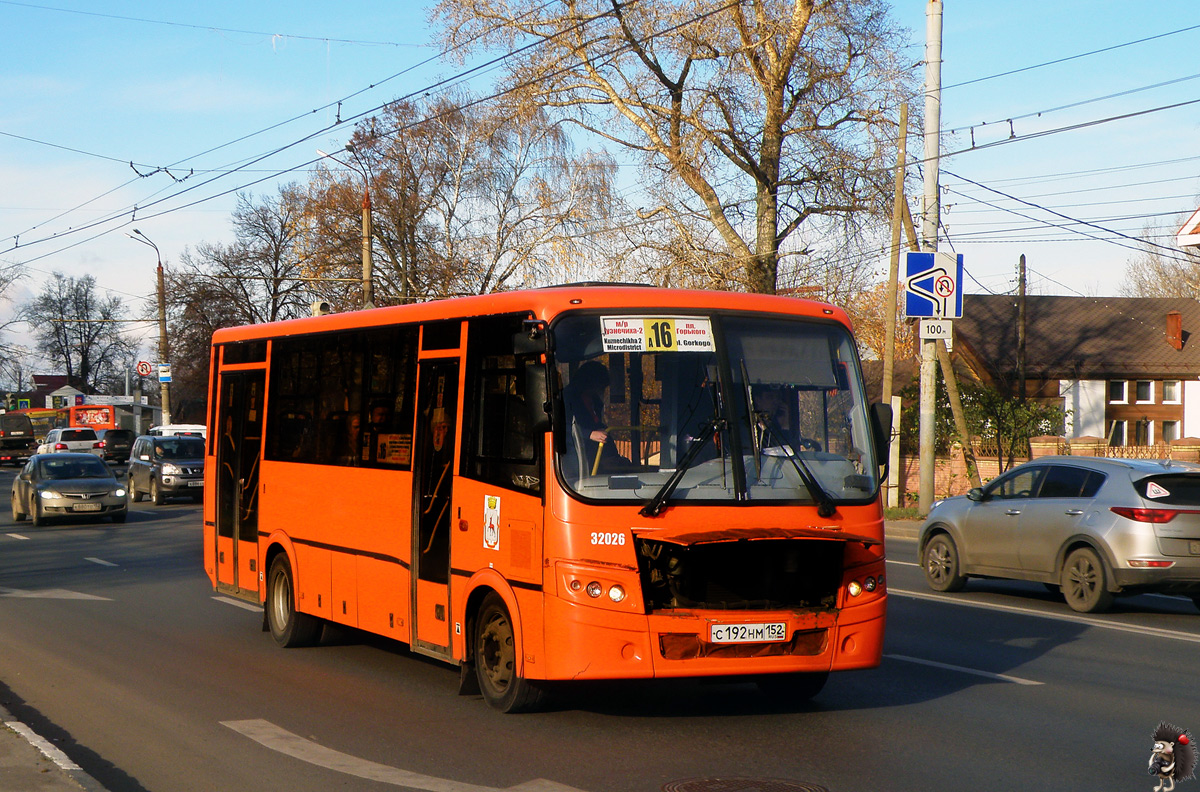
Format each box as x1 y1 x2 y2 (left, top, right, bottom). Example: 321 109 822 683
904 251 963 318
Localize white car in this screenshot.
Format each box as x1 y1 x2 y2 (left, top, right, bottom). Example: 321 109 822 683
148 423 207 439
35 427 103 457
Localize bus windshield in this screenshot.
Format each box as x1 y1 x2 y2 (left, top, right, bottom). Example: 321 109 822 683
553 312 880 506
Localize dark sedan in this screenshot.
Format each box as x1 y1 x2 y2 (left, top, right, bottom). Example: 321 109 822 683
11 452 128 525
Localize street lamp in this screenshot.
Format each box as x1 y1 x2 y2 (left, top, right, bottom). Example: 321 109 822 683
126 228 171 427
317 145 375 309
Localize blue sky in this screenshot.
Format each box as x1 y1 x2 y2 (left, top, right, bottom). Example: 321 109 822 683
2 1 1199 362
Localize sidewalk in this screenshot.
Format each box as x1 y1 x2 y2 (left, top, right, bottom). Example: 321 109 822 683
1 704 106 792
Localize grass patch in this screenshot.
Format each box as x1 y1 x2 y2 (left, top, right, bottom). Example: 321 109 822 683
884 506 922 521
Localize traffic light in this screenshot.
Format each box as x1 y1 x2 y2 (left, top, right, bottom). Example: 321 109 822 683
4 393 14 410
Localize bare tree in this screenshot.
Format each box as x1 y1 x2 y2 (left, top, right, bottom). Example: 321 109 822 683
1121 220 1200 298
303 93 620 304
432 0 914 294
22 273 136 392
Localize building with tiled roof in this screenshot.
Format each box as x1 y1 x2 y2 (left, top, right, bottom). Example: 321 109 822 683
953 294 1200 445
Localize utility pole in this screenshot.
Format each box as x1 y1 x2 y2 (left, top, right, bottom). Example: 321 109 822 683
883 102 908 509
128 229 171 427
919 0 943 515
1018 254 1027 404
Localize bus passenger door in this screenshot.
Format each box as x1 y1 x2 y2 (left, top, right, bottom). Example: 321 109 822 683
412 359 458 657
214 370 265 598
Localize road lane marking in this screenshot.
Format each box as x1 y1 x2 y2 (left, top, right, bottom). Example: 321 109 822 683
222 719 586 792
214 596 262 612
0 587 109 600
892 588 1200 644
887 558 918 567
885 653 1042 685
85 557 118 567
5 533 30 540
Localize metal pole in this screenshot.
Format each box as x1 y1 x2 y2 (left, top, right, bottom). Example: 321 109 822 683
129 229 171 427
884 103 908 510
361 184 374 309
919 0 943 515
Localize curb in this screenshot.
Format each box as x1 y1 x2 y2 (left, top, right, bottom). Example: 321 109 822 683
1 703 109 792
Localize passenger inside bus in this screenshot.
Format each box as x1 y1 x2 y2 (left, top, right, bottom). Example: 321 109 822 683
752 386 820 453
563 361 632 475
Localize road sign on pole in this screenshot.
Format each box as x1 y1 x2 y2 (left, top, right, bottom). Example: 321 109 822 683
158 364 172 384
136 361 152 377
904 251 963 318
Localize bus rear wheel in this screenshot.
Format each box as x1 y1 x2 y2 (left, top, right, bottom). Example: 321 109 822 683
474 592 546 713
266 554 322 648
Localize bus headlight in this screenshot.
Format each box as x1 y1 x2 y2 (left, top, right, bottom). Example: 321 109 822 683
847 580 863 597
608 585 626 603
585 581 604 598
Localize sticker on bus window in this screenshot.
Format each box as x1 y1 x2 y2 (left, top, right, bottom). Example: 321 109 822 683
600 316 715 353
483 495 501 551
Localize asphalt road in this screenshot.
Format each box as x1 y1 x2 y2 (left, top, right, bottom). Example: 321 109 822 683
2 466 1198 791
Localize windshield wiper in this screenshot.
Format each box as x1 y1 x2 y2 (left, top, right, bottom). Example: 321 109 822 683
758 414 837 518
639 418 724 518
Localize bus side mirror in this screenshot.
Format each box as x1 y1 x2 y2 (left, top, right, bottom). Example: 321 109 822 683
524 362 551 434
513 320 548 355
870 402 893 462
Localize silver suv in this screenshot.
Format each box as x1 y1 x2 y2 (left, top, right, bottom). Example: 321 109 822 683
36 427 103 457
919 456 1200 613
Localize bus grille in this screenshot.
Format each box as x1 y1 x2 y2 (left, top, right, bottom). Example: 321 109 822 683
635 538 843 612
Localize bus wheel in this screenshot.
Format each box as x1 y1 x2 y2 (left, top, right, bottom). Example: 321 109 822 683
755 671 829 702
474 592 546 713
266 554 322 648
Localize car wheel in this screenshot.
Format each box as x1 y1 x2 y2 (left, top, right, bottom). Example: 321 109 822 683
923 533 967 592
266 554 322 648
474 592 547 713
129 476 143 503
12 492 26 522
1061 547 1113 613
30 496 45 527
755 671 829 702
150 478 165 506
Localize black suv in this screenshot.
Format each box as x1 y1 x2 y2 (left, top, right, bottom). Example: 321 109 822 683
127 435 206 505
96 428 136 463
0 412 36 464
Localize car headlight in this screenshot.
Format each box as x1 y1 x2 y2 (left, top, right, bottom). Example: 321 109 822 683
40 489 61 499
114 488 126 497
161 463 181 475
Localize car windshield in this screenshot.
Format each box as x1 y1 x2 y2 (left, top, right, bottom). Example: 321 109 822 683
39 458 112 479
552 312 880 505
156 438 205 459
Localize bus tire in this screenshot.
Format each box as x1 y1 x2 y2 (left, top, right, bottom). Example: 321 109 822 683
756 671 829 701
266 554 322 648
474 592 546 713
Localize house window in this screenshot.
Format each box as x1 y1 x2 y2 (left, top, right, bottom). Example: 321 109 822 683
1108 420 1126 446
1135 380 1153 403
1135 419 1151 445
1108 380 1127 403
1164 380 1181 404
1163 420 1180 443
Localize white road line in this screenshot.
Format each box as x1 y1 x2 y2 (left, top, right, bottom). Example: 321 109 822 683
887 558 919 567
5 720 82 770
884 653 1042 685
891 588 1200 644
85 557 118 567
222 719 585 792
0 587 109 600
213 596 262 612
5 533 30 540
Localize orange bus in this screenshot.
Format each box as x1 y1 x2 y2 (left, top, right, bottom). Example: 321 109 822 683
69 404 118 431
203 285 892 711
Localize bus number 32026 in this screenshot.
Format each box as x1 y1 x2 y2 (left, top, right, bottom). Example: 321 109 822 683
590 532 626 546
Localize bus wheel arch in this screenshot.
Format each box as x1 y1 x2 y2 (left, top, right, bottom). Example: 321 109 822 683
467 587 547 713
265 549 322 648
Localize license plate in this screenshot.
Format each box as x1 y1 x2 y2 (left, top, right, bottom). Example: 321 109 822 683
188 480 204 487
72 503 102 512
710 622 787 644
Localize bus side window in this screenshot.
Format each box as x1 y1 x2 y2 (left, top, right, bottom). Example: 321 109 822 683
464 315 542 494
